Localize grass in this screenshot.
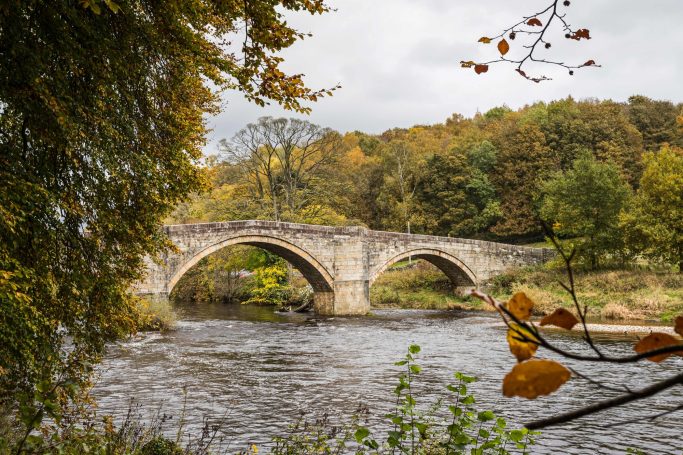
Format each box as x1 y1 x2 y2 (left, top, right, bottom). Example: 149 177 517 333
370 261 484 311
488 265 683 322
370 259 683 322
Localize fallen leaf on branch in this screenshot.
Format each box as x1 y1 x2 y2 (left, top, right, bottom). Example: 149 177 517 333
503 359 570 399
540 308 579 330
474 64 489 74
634 332 682 362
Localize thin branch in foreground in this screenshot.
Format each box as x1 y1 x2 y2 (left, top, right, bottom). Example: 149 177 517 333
462 0 600 82
525 372 683 430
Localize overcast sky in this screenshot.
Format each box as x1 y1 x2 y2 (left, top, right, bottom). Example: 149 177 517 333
204 0 683 153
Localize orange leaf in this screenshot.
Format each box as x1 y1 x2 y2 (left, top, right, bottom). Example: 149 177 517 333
503 359 570 399
497 39 510 56
478 37 492 44
582 59 596 66
527 18 542 26
506 292 534 320
474 64 489 74
634 332 682 362
675 316 683 337
540 308 579 330
507 323 538 362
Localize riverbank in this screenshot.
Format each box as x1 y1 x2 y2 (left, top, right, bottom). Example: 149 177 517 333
371 260 683 322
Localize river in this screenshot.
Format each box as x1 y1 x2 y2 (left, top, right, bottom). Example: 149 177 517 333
94 303 683 454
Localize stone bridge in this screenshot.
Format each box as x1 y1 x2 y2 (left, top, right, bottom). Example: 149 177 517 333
137 220 553 315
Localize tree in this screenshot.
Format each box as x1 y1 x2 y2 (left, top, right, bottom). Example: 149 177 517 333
0 0 334 414
223 117 342 222
626 96 683 151
620 146 683 271
376 140 425 233
491 122 557 238
539 152 632 268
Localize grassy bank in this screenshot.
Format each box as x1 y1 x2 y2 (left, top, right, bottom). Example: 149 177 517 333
370 261 484 311
489 265 683 322
370 260 683 321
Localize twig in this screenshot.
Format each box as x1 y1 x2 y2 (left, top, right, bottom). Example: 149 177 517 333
525 372 683 429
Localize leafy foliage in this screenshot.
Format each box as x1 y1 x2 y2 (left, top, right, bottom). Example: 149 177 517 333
539 152 632 268
620 146 683 271
0 0 336 437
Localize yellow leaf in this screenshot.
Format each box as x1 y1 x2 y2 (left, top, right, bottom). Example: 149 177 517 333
674 316 683 337
634 332 682 362
540 308 579 330
478 37 492 44
460 60 476 68
497 39 510 56
503 359 570 399
506 292 534 320
507 323 538 362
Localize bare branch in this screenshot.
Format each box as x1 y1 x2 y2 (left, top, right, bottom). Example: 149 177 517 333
525 372 683 430
462 0 600 82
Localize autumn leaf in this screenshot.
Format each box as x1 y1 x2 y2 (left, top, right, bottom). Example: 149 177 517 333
527 18 542 26
582 59 596 66
507 323 539 362
675 316 683 337
634 332 682 362
503 359 570 399
478 37 492 44
460 60 475 68
540 308 579 330
506 292 534 320
570 28 591 40
474 64 489 74
497 39 510 56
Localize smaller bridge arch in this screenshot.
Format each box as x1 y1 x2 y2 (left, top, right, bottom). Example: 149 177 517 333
167 235 335 297
369 248 477 288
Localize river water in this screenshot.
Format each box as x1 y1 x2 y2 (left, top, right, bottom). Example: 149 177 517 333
94 304 683 454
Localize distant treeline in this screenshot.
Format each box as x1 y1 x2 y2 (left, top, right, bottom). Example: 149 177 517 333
169 95 683 276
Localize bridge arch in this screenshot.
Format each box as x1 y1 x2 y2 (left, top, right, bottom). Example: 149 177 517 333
369 248 477 288
167 235 335 295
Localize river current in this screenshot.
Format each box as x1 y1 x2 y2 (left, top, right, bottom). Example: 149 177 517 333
94 304 683 454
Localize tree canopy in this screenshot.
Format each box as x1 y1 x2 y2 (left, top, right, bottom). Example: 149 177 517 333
0 0 335 402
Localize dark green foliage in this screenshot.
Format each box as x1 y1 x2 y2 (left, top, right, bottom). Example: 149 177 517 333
539 152 632 268
140 436 184 455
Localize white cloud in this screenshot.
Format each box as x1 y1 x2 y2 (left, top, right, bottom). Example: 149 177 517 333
205 0 683 154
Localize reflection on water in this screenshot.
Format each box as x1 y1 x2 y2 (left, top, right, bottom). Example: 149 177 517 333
94 303 683 454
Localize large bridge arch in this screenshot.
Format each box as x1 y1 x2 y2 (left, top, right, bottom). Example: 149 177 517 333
369 248 477 288
167 235 335 299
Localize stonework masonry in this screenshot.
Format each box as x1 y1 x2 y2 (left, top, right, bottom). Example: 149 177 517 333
137 220 553 315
